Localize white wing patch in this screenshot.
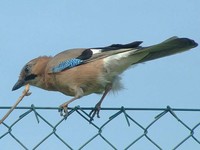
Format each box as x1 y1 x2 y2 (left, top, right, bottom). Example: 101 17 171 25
90 49 102 54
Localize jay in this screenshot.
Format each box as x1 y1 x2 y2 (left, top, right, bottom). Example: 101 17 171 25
12 37 198 119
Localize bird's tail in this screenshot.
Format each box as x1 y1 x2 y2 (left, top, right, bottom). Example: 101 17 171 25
134 36 198 64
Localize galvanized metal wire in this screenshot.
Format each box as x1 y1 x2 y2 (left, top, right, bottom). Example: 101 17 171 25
0 105 200 149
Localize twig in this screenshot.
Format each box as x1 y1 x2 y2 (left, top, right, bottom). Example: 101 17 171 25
0 84 31 124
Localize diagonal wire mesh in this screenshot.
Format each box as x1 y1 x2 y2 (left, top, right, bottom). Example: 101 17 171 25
0 105 200 149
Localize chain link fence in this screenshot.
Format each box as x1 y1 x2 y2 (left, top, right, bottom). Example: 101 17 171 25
0 105 200 150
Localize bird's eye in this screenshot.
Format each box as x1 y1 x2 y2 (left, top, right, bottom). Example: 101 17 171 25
24 65 30 73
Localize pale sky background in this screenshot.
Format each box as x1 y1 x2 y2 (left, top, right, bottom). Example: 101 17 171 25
0 0 200 150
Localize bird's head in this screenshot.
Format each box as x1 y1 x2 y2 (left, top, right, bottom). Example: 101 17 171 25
12 56 51 91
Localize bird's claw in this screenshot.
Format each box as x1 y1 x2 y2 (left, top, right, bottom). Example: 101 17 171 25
58 105 68 117
89 103 101 122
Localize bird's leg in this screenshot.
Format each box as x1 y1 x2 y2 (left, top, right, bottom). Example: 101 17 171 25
59 97 78 117
59 88 83 117
89 84 112 121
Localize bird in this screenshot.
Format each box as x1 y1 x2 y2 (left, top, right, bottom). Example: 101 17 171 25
12 36 198 120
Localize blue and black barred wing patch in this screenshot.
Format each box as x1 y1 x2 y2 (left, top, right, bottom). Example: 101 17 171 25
51 58 84 73
51 49 93 73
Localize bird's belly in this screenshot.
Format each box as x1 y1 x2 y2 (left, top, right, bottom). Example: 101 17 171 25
51 61 108 96
55 77 106 96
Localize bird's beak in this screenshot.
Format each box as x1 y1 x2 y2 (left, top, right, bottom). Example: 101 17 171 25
12 79 25 91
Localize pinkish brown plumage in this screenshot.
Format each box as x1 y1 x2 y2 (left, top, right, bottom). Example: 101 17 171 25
12 37 198 120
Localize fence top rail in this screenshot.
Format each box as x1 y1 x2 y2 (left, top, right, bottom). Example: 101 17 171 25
1 105 200 112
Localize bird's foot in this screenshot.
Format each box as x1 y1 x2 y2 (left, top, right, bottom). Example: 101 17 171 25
58 103 68 117
89 102 101 122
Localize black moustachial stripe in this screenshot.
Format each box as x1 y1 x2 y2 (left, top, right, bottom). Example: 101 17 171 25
25 74 37 81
